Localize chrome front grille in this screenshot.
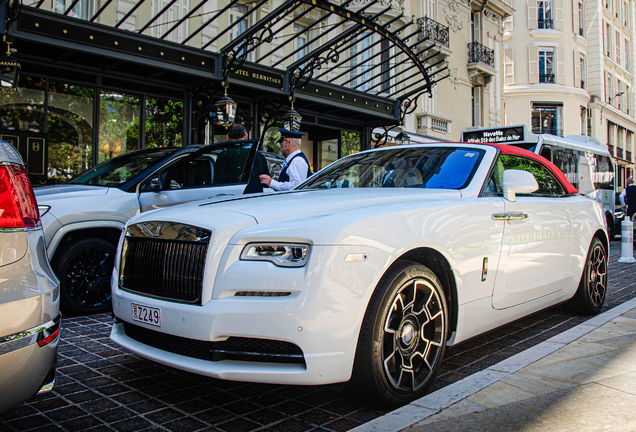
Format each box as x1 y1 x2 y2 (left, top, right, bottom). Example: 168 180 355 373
120 222 211 304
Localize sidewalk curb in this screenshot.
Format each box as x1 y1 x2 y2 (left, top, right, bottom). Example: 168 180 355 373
351 296 636 432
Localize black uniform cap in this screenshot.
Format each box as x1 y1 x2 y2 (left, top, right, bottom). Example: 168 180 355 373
279 128 305 138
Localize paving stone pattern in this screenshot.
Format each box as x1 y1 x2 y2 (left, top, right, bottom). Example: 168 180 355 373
1 240 634 432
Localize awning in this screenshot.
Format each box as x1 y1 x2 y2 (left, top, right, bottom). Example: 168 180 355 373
12 0 449 126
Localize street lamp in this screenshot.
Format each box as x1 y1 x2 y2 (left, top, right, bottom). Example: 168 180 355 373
0 40 20 97
214 86 237 128
282 101 302 132
600 91 625 123
395 131 411 145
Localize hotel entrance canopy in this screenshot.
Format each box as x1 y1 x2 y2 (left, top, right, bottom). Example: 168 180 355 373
12 0 449 138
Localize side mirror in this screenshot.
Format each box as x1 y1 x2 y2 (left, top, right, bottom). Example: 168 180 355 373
502 169 539 202
150 177 161 192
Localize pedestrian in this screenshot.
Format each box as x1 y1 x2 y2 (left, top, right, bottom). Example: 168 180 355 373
259 128 312 191
226 123 248 141
620 177 636 219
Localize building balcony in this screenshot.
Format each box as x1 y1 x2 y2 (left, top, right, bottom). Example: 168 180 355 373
467 42 495 86
627 150 632 161
418 17 450 49
416 112 453 136
617 147 624 159
609 145 615 156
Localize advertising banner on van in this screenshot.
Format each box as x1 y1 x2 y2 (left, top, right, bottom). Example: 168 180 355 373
462 126 527 144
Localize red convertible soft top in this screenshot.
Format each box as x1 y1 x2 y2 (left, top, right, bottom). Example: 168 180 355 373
489 143 579 195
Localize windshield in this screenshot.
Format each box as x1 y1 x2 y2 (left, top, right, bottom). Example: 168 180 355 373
67 149 176 187
300 147 485 190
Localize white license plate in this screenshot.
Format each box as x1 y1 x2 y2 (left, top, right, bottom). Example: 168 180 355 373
131 303 161 327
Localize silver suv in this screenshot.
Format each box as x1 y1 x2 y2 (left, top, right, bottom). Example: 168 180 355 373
0 140 60 413
35 140 283 315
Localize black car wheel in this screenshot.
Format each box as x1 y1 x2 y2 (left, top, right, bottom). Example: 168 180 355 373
350 260 447 406
562 237 607 315
53 238 116 316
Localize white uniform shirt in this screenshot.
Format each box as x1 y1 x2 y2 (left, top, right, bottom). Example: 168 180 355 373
620 185 634 206
269 149 310 191
620 188 627 206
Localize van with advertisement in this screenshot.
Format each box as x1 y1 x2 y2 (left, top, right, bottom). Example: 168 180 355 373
461 124 617 237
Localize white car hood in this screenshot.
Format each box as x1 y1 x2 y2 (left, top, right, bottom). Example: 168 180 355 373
34 184 110 202
203 188 461 223
130 188 462 240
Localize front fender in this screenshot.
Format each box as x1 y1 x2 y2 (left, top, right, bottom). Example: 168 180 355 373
46 220 126 258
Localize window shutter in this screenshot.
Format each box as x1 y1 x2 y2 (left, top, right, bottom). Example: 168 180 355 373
557 46 566 84
504 16 514 33
573 0 580 34
556 0 564 30
574 51 581 87
528 0 538 29
504 48 515 85
529 46 539 84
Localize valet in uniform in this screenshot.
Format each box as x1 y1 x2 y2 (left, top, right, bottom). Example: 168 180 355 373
260 128 312 191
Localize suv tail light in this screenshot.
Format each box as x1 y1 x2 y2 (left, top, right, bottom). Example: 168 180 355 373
0 164 41 229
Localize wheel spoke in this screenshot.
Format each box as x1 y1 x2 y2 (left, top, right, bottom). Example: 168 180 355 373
381 275 446 394
588 245 607 308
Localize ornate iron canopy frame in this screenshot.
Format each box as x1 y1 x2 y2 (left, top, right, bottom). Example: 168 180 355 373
21 0 450 140
217 0 449 127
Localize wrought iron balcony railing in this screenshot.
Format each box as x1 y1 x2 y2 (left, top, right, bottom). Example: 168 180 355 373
617 147 624 159
540 73 555 83
608 145 614 155
418 17 450 48
538 19 554 29
467 42 495 68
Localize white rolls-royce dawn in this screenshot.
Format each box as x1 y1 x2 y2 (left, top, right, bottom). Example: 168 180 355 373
110 142 608 406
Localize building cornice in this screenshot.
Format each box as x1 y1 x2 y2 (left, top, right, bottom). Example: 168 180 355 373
504 85 590 102
574 35 589 50
530 29 563 40
482 0 515 18
589 101 636 127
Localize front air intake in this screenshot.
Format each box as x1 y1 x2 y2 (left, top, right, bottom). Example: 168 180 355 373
122 321 305 365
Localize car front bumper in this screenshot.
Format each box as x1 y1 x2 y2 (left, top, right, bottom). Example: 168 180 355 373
111 244 392 385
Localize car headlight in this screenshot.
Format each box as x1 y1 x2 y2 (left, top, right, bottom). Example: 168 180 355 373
240 243 310 267
38 205 50 216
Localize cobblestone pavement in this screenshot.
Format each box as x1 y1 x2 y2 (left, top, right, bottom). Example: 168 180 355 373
1 240 634 432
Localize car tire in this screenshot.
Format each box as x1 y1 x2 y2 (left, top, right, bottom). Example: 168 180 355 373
53 238 116 316
349 260 448 407
562 237 607 315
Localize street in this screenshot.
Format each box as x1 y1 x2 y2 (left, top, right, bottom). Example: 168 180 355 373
1 240 634 432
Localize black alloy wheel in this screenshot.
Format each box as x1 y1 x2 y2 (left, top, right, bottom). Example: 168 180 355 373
563 237 607 315
53 238 116 315
350 261 448 406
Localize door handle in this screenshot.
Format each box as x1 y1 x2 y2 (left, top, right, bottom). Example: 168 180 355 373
491 213 528 220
